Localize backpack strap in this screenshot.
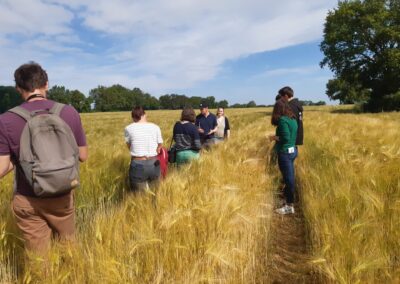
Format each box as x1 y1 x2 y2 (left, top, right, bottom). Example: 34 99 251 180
8 106 32 122
49 102 65 116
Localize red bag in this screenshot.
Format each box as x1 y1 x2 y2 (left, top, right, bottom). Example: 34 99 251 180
157 147 168 179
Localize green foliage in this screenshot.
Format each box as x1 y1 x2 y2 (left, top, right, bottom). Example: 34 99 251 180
0 86 22 113
218 100 229 108
158 94 229 109
48 85 92 112
382 91 400 111
299 100 327 106
246 100 257 108
47 85 70 104
320 0 400 110
89 85 160 112
326 78 371 104
1 83 239 113
231 101 260 108
364 90 400 111
159 94 190 109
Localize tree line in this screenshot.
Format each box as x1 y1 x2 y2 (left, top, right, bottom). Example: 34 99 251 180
0 84 271 113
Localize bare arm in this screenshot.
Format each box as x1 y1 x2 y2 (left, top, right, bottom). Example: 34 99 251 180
226 129 231 139
0 155 13 179
211 125 218 134
156 143 163 154
79 146 88 162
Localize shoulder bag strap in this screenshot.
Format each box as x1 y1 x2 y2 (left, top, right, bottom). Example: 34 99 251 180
49 102 65 116
8 106 32 122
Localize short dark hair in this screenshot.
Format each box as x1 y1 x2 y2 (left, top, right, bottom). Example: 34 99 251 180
278 86 294 98
14 62 48 92
199 102 209 109
131 106 145 122
181 107 196 123
271 99 295 126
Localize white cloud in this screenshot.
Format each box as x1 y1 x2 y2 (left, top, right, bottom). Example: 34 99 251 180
256 66 320 78
0 0 73 35
0 0 337 95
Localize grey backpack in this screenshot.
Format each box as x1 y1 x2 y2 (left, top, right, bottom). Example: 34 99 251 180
9 103 80 197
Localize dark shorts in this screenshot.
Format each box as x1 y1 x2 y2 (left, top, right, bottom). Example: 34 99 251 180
129 160 161 192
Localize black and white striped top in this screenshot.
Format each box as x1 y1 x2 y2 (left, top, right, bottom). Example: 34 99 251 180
124 122 163 156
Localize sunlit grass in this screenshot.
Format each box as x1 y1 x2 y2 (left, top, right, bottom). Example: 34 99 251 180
0 106 399 283
299 110 400 283
0 108 274 283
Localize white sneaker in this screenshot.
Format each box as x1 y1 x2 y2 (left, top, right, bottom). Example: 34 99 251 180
275 205 295 215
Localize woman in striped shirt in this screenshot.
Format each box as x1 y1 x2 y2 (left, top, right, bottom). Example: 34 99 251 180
124 106 163 192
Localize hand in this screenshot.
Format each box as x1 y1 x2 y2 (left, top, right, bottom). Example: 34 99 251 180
198 128 205 134
269 135 279 142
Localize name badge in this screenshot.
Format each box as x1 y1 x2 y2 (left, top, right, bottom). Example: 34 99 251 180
288 147 295 153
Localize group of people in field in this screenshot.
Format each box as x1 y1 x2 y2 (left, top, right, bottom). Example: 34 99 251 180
124 103 230 192
0 61 300 258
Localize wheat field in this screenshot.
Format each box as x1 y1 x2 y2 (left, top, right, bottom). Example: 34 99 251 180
0 106 399 283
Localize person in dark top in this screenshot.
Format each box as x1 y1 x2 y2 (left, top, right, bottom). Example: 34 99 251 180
195 103 218 148
173 108 201 165
0 62 88 253
278 86 303 145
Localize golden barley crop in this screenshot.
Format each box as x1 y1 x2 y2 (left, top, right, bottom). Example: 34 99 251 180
0 108 274 283
298 106 400 283
0 106 399 283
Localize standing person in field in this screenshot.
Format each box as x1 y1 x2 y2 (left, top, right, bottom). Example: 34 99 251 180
215 107 230 142
0 62 88 252
125 106 163 192
172 107 202 165
195 103 218 148
269 99 298 215
279 86 303 146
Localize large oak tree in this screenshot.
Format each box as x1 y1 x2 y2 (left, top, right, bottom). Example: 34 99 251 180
320 0 400 111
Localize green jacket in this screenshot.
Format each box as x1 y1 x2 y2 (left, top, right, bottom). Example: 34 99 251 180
275 116 298 153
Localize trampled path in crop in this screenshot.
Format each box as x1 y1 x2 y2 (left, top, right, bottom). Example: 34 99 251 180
266 184 317 283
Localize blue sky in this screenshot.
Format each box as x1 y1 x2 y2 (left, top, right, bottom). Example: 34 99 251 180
0 0 338 105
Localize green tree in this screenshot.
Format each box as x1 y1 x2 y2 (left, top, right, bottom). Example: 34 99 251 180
202 96 217 108
69 90 88 112
90 85 130 111
47 85 71 104
217 100 229 108
246 100 257 108
188 96 202 108
90 85 160 111
0 86 22 113
48 86 91 113
325 78 371 104
320 0 400 111
230 103 245 108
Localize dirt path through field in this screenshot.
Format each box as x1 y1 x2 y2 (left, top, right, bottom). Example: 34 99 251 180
266 189 318 283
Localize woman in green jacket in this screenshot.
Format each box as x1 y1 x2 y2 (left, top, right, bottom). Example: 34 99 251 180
270 99 298 214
